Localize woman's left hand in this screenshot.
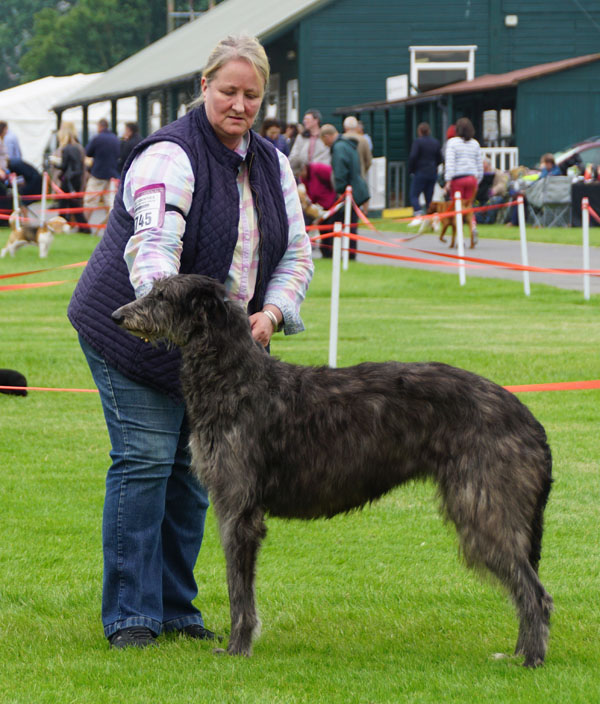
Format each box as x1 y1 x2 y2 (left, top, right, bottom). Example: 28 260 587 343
249 307 281 347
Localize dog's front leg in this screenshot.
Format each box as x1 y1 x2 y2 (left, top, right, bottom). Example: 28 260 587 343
217 506 267 656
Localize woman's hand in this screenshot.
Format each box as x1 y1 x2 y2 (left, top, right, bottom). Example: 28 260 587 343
249 306 282 347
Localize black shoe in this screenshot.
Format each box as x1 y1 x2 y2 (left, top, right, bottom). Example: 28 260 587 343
178 624 223 642
108 626 158 649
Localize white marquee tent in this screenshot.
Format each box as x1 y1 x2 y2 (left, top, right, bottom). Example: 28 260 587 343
0 74 137 170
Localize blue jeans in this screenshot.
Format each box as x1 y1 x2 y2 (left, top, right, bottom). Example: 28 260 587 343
80 336 210 639
410 173 437 214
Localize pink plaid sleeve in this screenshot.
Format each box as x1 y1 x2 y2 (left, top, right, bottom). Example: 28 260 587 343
123 142 194 297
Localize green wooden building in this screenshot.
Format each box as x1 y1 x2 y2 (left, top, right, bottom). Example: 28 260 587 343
54 0 600 203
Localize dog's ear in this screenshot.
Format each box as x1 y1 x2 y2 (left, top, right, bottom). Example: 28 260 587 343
188 276 228 328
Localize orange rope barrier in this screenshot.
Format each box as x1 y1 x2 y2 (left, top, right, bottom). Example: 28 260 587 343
2 378 598 395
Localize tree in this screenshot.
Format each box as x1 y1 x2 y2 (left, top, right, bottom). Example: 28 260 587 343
0 0 71 90
19 0 167 82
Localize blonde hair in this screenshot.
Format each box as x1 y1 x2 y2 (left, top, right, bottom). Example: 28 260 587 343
191 35 270 107
57 121 79 148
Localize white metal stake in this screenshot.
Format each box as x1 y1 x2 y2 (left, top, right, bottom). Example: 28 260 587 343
517 195 531 296
40 171 48 226
454 191 466 286
342 185 353 271
328 222 343 368
582 197 590 301
11 173 20 230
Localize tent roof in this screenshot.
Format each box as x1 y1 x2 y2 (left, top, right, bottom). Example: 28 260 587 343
335 52 600 113
1 74 102 117
53 0 331 110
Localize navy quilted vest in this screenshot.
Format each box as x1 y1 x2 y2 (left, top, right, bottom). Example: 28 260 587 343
68 105 289 399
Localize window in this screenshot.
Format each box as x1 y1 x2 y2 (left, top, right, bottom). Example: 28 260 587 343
265 73 280 119
286 79 298 124
409 46 477 94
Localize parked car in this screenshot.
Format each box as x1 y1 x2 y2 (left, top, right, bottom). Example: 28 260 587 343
554 136 600 174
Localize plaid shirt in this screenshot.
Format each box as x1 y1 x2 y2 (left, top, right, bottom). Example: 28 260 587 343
123 135 313 334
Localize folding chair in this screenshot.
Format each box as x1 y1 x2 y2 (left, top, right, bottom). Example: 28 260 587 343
526 176 571 227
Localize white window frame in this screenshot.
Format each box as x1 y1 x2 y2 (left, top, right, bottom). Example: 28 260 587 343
286 79 299 124
265 73 280 118
409 45 477 95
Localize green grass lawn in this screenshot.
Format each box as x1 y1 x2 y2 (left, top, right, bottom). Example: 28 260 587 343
1 230 599 703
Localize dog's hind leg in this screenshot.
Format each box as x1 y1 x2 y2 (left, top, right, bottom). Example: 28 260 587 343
459 522 552 667
504 559 552 667
217 507 267 656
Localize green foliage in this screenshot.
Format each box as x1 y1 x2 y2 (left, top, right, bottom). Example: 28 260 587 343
1 231 599 702
19 0 167 82
0 0 70 89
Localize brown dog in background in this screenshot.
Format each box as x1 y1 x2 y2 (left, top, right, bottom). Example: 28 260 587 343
1 208 70 258
420 198 477 248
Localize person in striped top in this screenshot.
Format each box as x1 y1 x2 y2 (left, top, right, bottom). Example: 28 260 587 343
444 117 483 246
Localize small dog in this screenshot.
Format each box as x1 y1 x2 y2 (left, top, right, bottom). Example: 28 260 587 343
1 209 70 258
419 199 477 249
112 275 553 666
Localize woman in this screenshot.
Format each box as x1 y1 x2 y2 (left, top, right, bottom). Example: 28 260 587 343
68 35 313 649
53 122 87 232
444 117 483 247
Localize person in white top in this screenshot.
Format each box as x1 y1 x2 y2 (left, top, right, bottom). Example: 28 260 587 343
444 117 483 247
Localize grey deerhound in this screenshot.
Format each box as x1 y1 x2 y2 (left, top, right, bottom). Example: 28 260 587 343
112 274 553 667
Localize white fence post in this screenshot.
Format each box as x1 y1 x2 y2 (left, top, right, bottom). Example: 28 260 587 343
342 185 353 271
454 191 466 286
517 195 531 296
40 171 48 226
328 222 343 368
582 197 590 301
10 173 20 229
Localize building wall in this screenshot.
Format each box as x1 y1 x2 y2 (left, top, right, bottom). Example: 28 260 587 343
280 0 600 163
516 61 600 167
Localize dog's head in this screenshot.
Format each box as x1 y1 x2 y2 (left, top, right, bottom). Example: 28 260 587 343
8 207 26 230
46 216 71 235
112 274 229 347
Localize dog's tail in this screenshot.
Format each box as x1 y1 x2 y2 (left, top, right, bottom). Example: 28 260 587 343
528 442 553 573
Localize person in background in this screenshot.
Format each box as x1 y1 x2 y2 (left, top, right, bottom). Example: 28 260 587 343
342 116 372 181
408 122 442 223
260 117 289 155
67 33 313 650
297 161 338 255
0 123 8 185
84 118 120 233
0 158 43 211
118 122 143 173
539 153 561 178
444 117 482 246
50 121 88 232
288 109 331 175
475 159 509 224
357 120 373 152
0 121 22 160
320 123 369 260
284 122 301 152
